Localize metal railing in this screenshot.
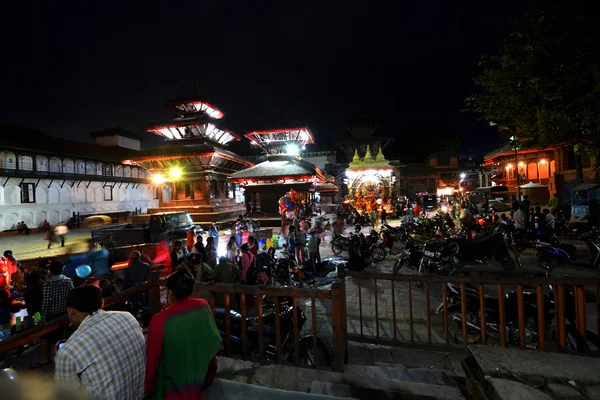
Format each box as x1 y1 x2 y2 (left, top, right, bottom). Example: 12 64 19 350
345 271 600 355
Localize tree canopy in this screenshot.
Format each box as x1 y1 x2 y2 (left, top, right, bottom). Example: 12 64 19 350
465 0 600 176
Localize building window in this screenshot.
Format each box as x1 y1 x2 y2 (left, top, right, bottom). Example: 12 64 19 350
20 183 35 203
103 164 113 177
104 186 113 201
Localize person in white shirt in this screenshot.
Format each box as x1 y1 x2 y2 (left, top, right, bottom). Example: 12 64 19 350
543 208 555 230
513 205 528 230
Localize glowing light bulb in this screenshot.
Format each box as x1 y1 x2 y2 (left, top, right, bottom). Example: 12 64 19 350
170 168 182 178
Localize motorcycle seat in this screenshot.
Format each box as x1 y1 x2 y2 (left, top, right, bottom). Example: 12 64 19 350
214 308 256 323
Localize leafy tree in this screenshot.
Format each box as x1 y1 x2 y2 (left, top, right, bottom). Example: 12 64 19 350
465 0 600 179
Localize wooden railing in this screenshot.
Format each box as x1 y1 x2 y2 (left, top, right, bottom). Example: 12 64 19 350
345 271 600 355
0 276 161 354
0 272 348 372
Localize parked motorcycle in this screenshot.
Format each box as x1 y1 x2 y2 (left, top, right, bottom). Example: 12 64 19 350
331 232 351 255
416 232 516 287
536 227 600 271
213 297 332 367
393 235 423 274
437 283 600 353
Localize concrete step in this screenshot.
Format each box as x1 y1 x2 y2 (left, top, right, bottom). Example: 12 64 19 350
310 378 463 400
250 364 464 400
311 381 417 400
343 364 457 387
205 378 357 400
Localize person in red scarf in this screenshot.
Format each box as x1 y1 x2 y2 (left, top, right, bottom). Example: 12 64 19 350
145 268 221 400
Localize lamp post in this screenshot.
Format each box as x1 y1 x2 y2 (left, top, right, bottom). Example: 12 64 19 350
510 136 520 199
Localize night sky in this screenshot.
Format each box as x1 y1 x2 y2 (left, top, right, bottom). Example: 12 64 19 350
2 1 526 161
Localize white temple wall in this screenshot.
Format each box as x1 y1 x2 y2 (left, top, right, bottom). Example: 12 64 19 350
0 178 158 230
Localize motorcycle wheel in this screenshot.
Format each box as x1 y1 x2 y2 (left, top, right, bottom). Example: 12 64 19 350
331 243 343 255
295 338 332 368
372 247 386 261
393 257 405 274
440 306 482 345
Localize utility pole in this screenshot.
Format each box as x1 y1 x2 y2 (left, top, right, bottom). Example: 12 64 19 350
510 135 520 199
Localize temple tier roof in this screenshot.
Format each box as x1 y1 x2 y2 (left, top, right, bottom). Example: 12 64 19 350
229 154 325 183
245 127 314 153
147 119 240 145
123 141 252 174
164 81 225 119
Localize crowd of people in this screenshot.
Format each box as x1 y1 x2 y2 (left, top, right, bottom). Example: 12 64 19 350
1 247 222 399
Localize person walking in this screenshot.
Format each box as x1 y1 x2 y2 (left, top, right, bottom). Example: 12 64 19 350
225 236 239 263
55 285 146 399
549 193 562 215
380 207 387 224
294 227 307 266
209 221 220 251
234 218 246 247
287 225 297 261
239 243 255 283
186 228 196 252
145 269 221 400
307 230 320 273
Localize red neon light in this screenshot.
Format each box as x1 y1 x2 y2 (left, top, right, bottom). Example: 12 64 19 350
111 261 129 271
123 152 254 167
229 174 325 184
485 146 555 161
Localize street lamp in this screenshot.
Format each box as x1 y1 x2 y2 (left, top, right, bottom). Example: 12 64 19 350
460 173 466 179
509 136 520 199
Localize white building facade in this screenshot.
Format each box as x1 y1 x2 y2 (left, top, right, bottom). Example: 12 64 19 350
0 126 159 231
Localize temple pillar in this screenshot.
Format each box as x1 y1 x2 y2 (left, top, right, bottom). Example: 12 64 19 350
172 182 178 200
193 179 210 201
479 172 483 187
484 174 489 187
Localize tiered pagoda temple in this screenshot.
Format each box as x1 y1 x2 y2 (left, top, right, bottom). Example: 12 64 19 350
229 127 325 215
123 83 251 222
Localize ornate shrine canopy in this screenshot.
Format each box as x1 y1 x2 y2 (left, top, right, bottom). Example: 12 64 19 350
148 119 239 145
229 154 324 185
345 145 393 211
346 146 393 176
123 140 252 175
245 127 314 153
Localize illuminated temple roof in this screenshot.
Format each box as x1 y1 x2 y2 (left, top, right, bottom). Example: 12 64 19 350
245 127 314 153
148 81 238 145
229 154 324 183
123 139 252 174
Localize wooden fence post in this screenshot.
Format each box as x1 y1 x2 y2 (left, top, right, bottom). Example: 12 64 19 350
331 281 346 373
148 271 162 317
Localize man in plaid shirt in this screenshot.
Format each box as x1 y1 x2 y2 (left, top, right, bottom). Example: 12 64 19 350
41 260 74 322
33 260 74 367
55 285 146 400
